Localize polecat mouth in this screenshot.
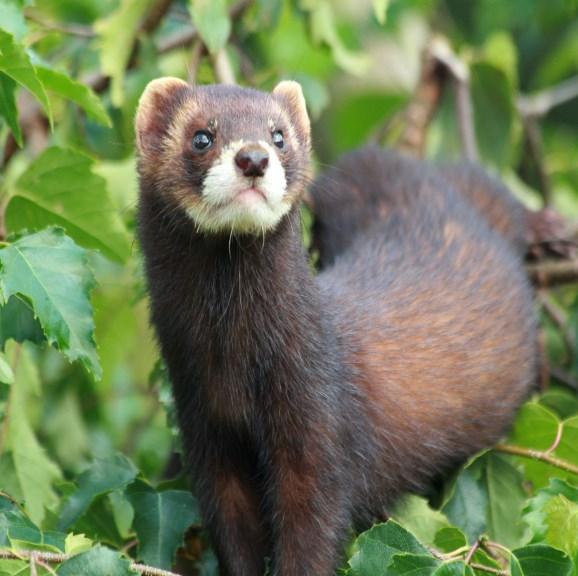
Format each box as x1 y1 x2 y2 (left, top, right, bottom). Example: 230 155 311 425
234 187 268 204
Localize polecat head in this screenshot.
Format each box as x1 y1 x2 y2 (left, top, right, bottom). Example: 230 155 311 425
135 79 311 235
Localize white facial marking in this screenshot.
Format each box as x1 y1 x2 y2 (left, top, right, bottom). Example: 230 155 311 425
187 140 290 234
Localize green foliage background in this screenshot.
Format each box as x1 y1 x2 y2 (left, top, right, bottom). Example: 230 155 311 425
0 0 578 574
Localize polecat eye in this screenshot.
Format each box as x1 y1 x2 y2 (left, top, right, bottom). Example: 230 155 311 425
192 130 213 151
272 130 284 149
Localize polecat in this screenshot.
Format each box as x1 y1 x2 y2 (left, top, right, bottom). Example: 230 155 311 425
135 79 536 576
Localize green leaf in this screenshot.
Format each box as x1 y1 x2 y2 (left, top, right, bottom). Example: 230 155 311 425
307 0 369 76
0 228 101 377
5 342 62 526
126 480 201 569
471 62 514 169
442 466 487 543
64 533 93 555
393 496 450 546
94 0 153 107
0 485 65 553
189 0 231 55
0 296 45 349
57 454 138 531
57 546 135 576
512 544 573 576
0 0 27 40
507 404 578 488
0 352 14 384
7 147 131 262
433 527 467 553
389 553 439 575
0 29 52 126
36 66 111 127
542 496 578 557
348 520 429 576
372 0 390 24
525 479 578 557
485 453 527 548
433 561 474 576
0 73 22 146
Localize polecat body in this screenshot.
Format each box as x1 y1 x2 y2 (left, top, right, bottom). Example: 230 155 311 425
135 80 536 576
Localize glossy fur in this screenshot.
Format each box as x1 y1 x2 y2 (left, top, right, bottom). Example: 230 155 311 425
137 83 536 576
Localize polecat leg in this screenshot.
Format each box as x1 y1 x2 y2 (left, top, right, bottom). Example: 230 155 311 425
267 445 350 575
197 458 268 576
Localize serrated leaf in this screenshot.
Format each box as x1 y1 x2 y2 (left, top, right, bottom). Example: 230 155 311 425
7 147 131 262
0 491 65 552
525 479 578 557
0 228 101 377
393 496 450 547
372 0 390 24
348 520 429 576
189 0 231 55
36 66 111 127
0 73 22 146
5 343 62 526
64 533 93 555
94 0 153 107
57 546 135 576
0 29 52 126
126 480 201 569
512 544 573 576
0 296 45 349
57 454 138 531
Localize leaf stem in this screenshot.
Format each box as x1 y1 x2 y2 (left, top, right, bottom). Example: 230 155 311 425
494 443 578 476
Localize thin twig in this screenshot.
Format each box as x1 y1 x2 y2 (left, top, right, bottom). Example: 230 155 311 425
545 422 564 455
187 38 205 83
469 562 509 575
397 36 449 156
24 11 95 37
518 75 578 119
212 48 236 85
494 444 578 476
520 117 553 206
451 61 478 161
464 540 480 564
527 259 578 287
0 550 182 576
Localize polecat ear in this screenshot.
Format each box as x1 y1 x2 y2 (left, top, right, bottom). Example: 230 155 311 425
135 77 190 154
272 81 310 144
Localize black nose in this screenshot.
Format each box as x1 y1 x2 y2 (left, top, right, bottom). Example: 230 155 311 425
235 146 269 177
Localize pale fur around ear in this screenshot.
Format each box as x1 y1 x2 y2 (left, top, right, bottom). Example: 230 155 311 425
135 77 190 153
272 81 310 142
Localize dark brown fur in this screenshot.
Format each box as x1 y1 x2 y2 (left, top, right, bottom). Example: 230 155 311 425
137 84 536 576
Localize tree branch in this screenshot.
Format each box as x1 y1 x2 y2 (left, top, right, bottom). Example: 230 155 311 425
397 37 449 157
494 443 578 476
0 550 182 576
396 36 477 160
